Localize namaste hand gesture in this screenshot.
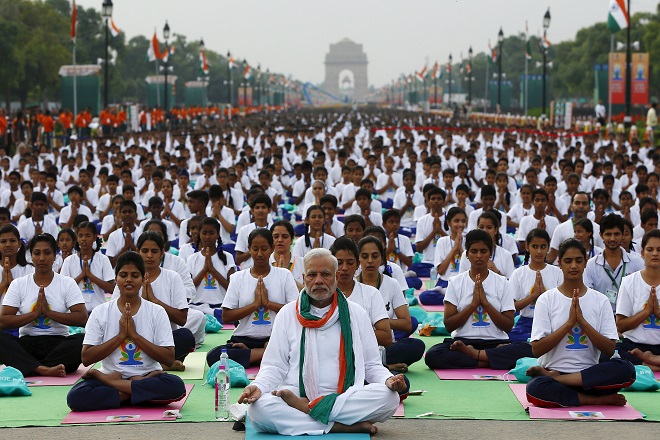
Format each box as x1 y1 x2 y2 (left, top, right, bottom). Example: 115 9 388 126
568 289 584 326
531 271 546 300
471 274 487 307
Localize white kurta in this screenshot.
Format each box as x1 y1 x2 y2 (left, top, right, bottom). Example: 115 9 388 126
247 300 398 435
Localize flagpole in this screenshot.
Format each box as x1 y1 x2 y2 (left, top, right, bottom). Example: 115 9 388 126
608 33 613 126
484 57 490 112
73 40 77 121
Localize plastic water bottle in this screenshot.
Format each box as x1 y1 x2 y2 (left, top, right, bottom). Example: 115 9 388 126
379 346 387 365
277 206 284 220
430 266 438 287
215 348 230 421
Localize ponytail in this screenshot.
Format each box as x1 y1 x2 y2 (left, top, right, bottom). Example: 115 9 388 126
216 234 228 265
304 223 311 248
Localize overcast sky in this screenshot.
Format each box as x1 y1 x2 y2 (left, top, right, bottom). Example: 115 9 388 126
77 0 657 87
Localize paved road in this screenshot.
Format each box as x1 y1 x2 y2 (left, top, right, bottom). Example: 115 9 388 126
0 419 653 440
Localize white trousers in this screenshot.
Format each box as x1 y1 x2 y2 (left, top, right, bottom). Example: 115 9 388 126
184 308 206 348
248 383 399 435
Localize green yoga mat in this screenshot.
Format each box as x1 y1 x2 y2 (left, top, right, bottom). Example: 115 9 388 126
168 351 207 380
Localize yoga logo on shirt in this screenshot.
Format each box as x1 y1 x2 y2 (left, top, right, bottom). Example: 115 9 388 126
450 254 460 273
642 301 660 329
252 306 271 326
30 302 51 330
566 324 588 350
203 273 217 290
528 286 536 310
472 305 490 327
81 279 95 294
388 252 398 264
119 338 143 365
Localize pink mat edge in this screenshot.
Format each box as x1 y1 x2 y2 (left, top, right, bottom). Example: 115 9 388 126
434 368 509 380
61 384 194 424
393 402 405 417
25 363 94 386
508 383 642 420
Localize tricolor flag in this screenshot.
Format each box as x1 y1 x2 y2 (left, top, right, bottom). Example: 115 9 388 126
71 0 77 43
243 64 251 79
110 18 121 37
432 62 440 79
228 55 236 69
525 39 533 60
416 65 427 82
466 62 472 74
488 40 497 64
161 45 175 62
146 31 161 62
608 0 629 33
200 48 209 75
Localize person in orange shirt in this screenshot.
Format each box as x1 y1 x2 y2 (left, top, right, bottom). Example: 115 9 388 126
82 107 92 138
75 111 87 139
100 107 112 137
116 108 127 133
41 110 54 149
59 109 72 144
0 109 7 150
139 107 148 132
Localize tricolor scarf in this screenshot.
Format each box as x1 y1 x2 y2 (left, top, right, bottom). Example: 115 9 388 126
296 288 354 424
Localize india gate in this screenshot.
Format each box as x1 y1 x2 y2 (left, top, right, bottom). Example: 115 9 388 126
324 38 369 102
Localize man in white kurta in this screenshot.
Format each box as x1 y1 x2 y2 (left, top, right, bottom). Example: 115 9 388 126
239 249 404 435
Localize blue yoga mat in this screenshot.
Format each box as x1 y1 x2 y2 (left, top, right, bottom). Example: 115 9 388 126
245 419 370 439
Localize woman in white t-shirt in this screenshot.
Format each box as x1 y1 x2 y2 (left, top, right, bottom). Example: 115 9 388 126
425 229 532 370
459 211 515 279
177 215 202 261
357 236 425 371
188 217 236 321
424 207 466 305
269 220 304 290
292 205 336 258
66 251 186 412
0 224 35 302
207 228 299 369
574 218 603 260
615 230 660 366
60 221 115 313
0 233 87 377
508 229 563 342
526 238 636 408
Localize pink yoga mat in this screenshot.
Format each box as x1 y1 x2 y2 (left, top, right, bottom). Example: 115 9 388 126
419 303 444 312
393 402 404 418
61 384 194 424
221 323 236 330
509 383 642 420
434 368 509 380
245 366 260 380
23 364 93 386
654 371 660 380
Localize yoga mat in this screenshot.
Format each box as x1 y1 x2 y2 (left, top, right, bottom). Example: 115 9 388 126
434 368 510 381
221 323 236 330
169 351 206 380
393 402 405 418
245 366 260 380
245 418 370 439
419 303 444 312
654 371 660 380
509 384 643 420
24 364 94 387
61 384 194 424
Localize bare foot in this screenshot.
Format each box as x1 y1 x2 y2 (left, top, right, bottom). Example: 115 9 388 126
130 370 165 381
450 340 479 359
387 363 408 373
330 422 378 434
162 360 185 371
579 393 627 406
630 349 660 366
33 364 66 377
272 389 310 414
526 366 560 378
231 342 250 350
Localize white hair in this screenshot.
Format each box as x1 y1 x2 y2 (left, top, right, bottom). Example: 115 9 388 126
303 248 338 273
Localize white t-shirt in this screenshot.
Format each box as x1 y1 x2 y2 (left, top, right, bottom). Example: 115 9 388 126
393 190 425 228
104 228 140 258
222 268 299 339
84 298 173 378
2 273 85 337
268 254 305 286
177 243 197 261
459 245 515 279
58 204 94 226
375 172 403 203
292 233 336 259
17 217 59 243
138 218 177 242
385 234 414 271
205 205 237 244
235 223 272 269
60 253 115 312
616 271 660 345
550 219 604 252
372 275 407 321
344 281 389 326
467 208 509 236
507 203 533 225
433 235 465 281
515 215 560 242
509 264 563 318
111 268 188 331
531 288 618 373
444 270 514 340
187 251 236 305
163 200 187 235
416 213 445 263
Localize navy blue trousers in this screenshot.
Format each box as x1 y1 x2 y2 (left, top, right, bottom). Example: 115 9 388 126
0 332 83 376
173 328 195 361
386 337 426 367
206 335 270 369
419 290 445 305
616 338 660 365
424 337 533 370
526 358 636 407
509 316 533 342
67 372 186 411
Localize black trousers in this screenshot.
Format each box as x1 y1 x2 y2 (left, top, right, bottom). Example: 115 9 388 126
0 331 84 376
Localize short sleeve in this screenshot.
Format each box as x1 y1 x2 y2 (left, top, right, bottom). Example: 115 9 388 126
530 294 552 342
615 275 635 317
63 276 85 307
444 274 461 306
101 255 115 282
168 272 188 310
235 227 249 253
83 306 106 346
222 272 241 309
2 277 23 308
498 277 515 312
283 270 300 303
152 306 175 347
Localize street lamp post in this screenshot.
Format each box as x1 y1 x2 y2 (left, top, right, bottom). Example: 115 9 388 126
624 0 632 127
265 68 270 106
468 46 473 105
448 53 453 105
226 51 233 106
242 60 248 108
102 0 113 109
256 64 262 105
498 27 504 109
542 8 551 116
163 21 170 113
